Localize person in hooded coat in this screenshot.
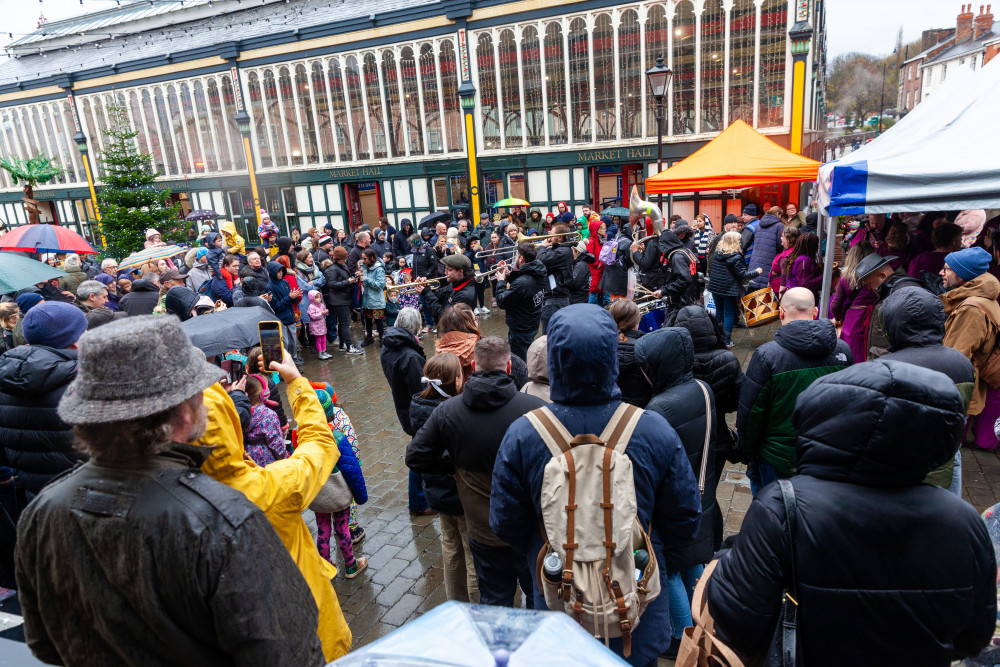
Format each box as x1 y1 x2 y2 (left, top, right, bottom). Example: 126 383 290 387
746 207 785 290
649 229 700 311
635 326 718 655
707 361 996 667
881 286 975 495
57 254 89 295
117 273 161 316
520 335 550 402
585 219 607 305
371 230 391 259
609 299 650 407
394 220 415 258
266 261 302 363
490 304 702 666
569 241 594 304
672 305 743 478
495 243 546 361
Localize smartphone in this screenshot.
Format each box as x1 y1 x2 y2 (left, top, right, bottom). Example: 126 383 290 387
220 359 235 384
258 321 283 371
229 359 245 384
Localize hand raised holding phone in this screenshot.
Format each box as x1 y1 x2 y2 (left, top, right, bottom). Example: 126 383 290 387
257 347 301 383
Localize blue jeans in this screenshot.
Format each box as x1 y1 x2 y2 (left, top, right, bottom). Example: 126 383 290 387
508 327 537 363
667 564 705 639
588 291 610 307
419 292 436 326
715 294 739 344
408 469 428 513
747 458 790 497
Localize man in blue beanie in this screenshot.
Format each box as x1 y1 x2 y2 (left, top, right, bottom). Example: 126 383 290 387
12 292 44 347
941 246 1000 451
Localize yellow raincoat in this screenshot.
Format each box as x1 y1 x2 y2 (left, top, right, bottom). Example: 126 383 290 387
196 380 351 661
219 220 246 256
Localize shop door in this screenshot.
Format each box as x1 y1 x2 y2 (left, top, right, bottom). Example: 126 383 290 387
344 183 362 231
592 166 622 210
622 164 645 203
357 181 383 228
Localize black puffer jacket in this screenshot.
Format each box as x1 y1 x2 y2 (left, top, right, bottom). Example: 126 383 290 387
408 394 463 516
117 278 160 316
654 231 700 308
495 260 546 332
635 327 718 570
379 327 427 435
707 250 756 298
616 330 651 408
0 346 85 495
322 261 354 307
536 245 573 300
393 222 415 258
598 233 634 296
569 252 593 304
708 361 995 666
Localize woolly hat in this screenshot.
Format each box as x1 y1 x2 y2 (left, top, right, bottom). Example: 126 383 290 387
545 212 555 220
15 292 44 314
574 241 588 254
58 315 224 424
318 234 333 246
315 388 334 421
945 246 992 282
164 286 200 322
196 247 209 259
22 301 88 349
145 228 160 239
743 204 758 216
332 246 349 261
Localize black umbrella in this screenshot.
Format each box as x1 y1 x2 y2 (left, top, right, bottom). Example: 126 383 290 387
180 306 276 357
185 209 221 221
419 211 451 226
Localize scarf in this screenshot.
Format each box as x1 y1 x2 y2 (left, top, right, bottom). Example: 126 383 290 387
435 331 479 382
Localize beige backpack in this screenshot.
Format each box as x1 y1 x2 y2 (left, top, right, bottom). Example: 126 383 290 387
525 402 660 658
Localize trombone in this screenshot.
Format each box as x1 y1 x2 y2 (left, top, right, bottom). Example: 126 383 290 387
387 278 444 294
474 230 581 259
474 261 508 283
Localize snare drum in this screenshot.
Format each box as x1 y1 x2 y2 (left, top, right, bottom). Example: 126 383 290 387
740 288 779 328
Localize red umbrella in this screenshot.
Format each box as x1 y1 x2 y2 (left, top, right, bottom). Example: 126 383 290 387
0 223 98 254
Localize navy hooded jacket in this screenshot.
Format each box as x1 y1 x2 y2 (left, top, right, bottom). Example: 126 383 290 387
489 304 701 665
266 261 297 326
747 213 784 289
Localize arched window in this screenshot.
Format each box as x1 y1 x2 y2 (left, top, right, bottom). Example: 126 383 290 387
279 67 302 165
645 5 668 135
399 47 424 154
568 18 591 142
758 0 788 127
520 26 544 146
543 23 567 144
730 0 756 124
476 33 500 150
59 100 82 182
344 56 369 160
700 0 726 132
262 70 288 166
327 58 353 161
381 51 404 157
593 14 615 141
296 64 319 164
312 62 336 162
140 90 164 174
619 10 642 139
672 1 696 135
420 43 443 154
363 53 387 159
247 72 271 168
179 83 203 172
498 29 522 147
153 88 178 174
191 83 214 171
218 76 244 170
438 40 463 153
167 85 191 172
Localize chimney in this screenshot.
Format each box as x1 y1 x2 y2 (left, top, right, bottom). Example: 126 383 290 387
957 3 975 42
975 4 995 39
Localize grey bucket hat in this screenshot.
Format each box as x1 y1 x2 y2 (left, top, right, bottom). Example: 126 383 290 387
58 315 225 425
855 253 897 281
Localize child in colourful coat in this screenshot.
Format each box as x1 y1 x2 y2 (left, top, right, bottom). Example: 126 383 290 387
243 375 287 467
307 290 331 360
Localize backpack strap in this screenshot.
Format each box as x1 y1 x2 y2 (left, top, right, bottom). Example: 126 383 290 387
526 406 574 457
696 380 712 494
600 403 644 454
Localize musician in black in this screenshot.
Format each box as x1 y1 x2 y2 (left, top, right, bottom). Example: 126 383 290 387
631 227 699 312
495 242 546 361
417 254 476 324
535 223 575 334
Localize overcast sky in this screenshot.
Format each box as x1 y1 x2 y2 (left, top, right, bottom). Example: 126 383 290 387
2 0 969 63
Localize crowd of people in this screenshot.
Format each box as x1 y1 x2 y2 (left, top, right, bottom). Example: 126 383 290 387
1 201 1000 666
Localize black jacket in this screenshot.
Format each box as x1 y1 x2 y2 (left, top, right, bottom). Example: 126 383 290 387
672 306 742 416
708 361 995 666
0 346 85 495
868 268 927 359
495 260 546 332
616 330 651 408
657 231 700 307
322 262 354 308
598 233 634 296
405 370 545 546
408 394 463 516
312 246 332 268
15 443 324 666
410 243 440 279
428 276 477 321
708 250 756 298
569 252 593 304
393 223 414 258
379 327 427 436
635 327 718 570
117 278 160 316
536 244 573 301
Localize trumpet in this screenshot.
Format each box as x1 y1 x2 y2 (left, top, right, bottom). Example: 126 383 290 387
475 245 519 260
474 261 508 284
475 230 582 259
387 278 445 294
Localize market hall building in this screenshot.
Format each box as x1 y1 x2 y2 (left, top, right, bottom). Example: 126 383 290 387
0 0 827 244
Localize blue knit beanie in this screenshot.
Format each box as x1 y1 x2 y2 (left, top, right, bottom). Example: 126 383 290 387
22 301 87 349
945 247 991 282
16 292 44 314
743 204 757 216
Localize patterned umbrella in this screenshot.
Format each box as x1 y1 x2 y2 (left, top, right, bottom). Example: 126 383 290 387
0 223 97 254
493 198 531 207
185 209 221 221
119 244 189 270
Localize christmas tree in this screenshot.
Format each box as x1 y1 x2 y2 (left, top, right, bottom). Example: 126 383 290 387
97 103 184 258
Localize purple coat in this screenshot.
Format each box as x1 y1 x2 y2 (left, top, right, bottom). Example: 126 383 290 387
908 250 947 279
786 256 822 296
828 279 878 363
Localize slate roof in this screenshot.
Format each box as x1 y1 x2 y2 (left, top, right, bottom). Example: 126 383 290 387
923 21 1000 65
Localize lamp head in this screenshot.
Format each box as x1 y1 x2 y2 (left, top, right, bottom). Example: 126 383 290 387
645 54 672 101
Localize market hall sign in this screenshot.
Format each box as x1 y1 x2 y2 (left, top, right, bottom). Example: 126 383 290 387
329 167 383 179
576 147 654 163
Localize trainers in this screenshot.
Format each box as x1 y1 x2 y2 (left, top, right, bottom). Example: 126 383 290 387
346 346 365 355
318 352 332 360
725 341 736 349
479 306 490 314
344 557 368 579
293 356 305 366
350 526 366 545
360 337 374 347
421 325 431 333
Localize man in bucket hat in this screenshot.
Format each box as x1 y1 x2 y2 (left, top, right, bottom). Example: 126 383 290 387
14 316 325 666
855 251 924 359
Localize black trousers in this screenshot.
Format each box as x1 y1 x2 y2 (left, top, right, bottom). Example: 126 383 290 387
333 305 353 348
468 538 534 608
508 327 536 363
540 298 569 334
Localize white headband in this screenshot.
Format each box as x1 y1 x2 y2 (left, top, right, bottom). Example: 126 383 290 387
421 376 451 399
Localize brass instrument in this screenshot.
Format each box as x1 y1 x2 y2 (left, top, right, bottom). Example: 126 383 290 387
629 185 666 244
475 230 581 259
387 278 445 294
474 244 519 260
474 261 508 284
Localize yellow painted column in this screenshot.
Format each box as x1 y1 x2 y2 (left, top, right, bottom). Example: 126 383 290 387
243 135 262 230
790 59 806 155
81 156 106 249
465 112 480 224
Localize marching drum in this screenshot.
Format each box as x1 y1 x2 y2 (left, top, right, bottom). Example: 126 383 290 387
740 288 780 328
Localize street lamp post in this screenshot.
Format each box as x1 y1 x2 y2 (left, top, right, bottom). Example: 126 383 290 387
877 47 898 138
457 80 481 225
645 54 672 214
234 109 262 232
73 130 105 248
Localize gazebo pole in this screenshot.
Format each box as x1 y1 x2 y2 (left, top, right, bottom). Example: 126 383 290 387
818 211 837 317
